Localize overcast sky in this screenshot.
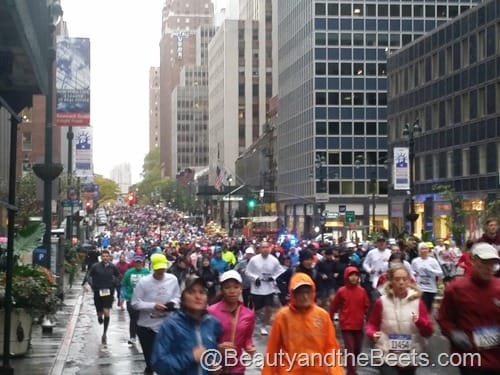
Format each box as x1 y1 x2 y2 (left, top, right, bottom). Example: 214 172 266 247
61 0 164 183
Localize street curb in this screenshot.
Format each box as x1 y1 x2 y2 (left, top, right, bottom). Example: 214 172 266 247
49 291 85 375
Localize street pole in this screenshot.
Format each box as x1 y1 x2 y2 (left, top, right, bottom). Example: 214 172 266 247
33 2 63 272
66 127 74 241
403 120 421 237
370 175 376 234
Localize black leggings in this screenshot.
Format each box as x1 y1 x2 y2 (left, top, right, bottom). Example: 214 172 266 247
126 301 140 339
137 326 157 372
421 292 436 313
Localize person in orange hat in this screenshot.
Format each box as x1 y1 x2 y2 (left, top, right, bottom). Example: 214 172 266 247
262 272 343 375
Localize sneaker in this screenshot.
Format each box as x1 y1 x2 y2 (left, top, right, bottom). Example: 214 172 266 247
127 337 136 346
334 313 339 321
101 335 107 345
260 327 268 336
98 316 104 325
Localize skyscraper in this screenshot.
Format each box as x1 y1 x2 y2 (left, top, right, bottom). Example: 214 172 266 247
276 0 479 238
159 0 214 177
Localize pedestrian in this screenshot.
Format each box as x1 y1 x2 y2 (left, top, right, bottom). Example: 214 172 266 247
366 264 433 375
151 274 222 375
132 253 181 375
211 247 229 274
437 242 500 374
478 218 500 246
410 242 443 313
197 255 219 304
330 266 369 375
315 247 337 309
120 255 150 346
115 252 131 309
245 240 282 335
362 236 391 293
456 239 475 277
262 272 344 375
87 249 120 345
207 270 256 375
233 247 255 308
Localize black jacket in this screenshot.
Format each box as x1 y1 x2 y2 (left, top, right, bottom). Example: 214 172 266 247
88 261 119 291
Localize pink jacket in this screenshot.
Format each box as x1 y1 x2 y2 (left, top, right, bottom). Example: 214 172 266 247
208 300 255 374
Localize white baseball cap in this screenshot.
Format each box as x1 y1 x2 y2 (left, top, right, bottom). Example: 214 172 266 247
472 243 500 260
220 270 242 284
245 247 255 255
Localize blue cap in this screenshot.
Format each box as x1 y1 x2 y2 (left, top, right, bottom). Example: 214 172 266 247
133 255 144 262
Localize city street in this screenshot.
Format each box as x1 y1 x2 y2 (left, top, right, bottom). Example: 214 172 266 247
54 284 460 375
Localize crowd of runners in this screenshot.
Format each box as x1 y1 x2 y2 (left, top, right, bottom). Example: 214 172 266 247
81 205 499 375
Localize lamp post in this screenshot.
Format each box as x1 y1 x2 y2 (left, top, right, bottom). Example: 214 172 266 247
402 119 422 236
227 175 233 234
32 0 64 271
314 154 326 239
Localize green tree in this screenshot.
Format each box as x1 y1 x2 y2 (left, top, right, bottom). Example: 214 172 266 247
16 173 42 226
94 175 120 204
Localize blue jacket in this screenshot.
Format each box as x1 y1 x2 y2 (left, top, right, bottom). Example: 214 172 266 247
151 310 222 375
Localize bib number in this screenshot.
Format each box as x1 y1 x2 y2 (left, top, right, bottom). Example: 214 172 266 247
99 288 111 297
472 326 500 349
388 334 412 352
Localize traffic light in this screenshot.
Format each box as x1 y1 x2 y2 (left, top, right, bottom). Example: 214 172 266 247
247 196 257 210
127 193 135 206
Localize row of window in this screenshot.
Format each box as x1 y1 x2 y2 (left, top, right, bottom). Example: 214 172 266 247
391 23 500 95
316 91 387 106
316 62 386 76
316 121 387 136
320 180 389 196
314 2 472 19
389 83 500 140
316 32 413 47
415 142 499 182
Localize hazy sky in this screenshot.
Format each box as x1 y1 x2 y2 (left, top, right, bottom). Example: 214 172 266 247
61 0 164 183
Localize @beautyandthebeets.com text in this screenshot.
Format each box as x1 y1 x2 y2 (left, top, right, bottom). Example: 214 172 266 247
199 348 481 371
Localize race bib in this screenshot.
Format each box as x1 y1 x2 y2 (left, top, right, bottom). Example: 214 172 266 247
99 288 111 297
388 333 412 352
472 326 500 349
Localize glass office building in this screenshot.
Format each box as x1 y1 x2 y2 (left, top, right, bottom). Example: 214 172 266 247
387 0 500 240
277 0 479 239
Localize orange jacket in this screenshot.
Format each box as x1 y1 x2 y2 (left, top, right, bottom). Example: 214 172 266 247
262 272 344 375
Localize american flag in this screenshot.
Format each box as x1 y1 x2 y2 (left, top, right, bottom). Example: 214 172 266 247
214 166 223 191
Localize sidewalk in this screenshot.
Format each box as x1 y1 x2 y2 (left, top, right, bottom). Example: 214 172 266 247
3 271 85 375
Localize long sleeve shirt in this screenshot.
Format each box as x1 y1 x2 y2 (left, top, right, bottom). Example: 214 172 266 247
362 248 392 288
411 256 443 293
131 273 181 332
245 253 282 295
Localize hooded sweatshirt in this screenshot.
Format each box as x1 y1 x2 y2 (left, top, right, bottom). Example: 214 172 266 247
330 266 369 331
262 272 344 375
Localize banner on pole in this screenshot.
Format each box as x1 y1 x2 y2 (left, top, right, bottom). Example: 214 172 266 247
56 37 90 126
393 147 410 190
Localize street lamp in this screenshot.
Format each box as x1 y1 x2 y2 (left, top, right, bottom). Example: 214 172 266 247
402 119 422 236
32 0 64 270
227 175 233 234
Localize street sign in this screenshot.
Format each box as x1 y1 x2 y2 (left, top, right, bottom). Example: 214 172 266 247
326 211 339 219
316 193 329 203
63 200 81 217
345 210 356 223
339 205 346 213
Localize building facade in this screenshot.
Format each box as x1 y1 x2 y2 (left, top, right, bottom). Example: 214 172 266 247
110 163 132 195
149 67 160 150
159 0 214 177
208 19 260 182
387 0 500 240
276 0 479 240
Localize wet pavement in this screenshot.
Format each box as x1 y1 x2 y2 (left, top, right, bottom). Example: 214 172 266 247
3 269 459 375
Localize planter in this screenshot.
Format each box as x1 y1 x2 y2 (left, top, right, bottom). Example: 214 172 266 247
0 308 33 357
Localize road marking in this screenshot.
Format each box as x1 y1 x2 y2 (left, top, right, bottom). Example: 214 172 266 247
49 293 84 375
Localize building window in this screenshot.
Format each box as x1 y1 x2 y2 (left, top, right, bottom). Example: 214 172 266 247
462 148 469 176
21 132 32 151
478 30 486 59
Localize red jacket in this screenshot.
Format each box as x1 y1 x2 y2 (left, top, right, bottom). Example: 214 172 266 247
329 266 369 330
437 275 500 370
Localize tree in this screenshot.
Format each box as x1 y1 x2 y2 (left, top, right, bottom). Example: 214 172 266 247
94 175 120 205
16 173 42 226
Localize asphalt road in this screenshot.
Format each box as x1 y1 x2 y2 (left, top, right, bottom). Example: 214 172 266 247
56 290 461 375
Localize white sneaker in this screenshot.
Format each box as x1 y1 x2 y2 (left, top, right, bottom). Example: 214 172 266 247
260 327 268 335
334 313 339 321
128 337 136 346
